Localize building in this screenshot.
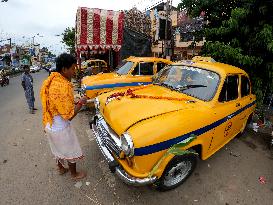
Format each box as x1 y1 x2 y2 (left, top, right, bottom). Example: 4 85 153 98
148 1 206 60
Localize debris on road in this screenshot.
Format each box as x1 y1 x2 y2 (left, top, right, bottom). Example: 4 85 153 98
3 159 7 164
252 123 259 132
74 181 83 188
230 151 241 157
86 181 90 186
208 164 211 168
259 176 266 184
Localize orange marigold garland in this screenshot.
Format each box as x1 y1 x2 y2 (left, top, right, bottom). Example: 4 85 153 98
106 85 189 104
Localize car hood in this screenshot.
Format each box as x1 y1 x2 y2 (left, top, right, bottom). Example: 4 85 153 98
99 85 197 135
82 73 117 86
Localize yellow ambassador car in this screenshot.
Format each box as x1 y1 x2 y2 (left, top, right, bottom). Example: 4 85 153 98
91 58 256 191
80 59 110 74
80 57 172 99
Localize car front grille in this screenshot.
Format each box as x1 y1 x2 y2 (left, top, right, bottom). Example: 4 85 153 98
96 117 121 157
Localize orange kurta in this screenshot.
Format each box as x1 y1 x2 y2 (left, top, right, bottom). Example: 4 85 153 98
40 72 74 127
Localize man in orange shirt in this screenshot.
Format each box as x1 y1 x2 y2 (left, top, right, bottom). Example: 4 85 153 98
40 53 87 179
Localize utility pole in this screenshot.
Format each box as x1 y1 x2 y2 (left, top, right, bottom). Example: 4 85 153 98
7 38 11 47
164 0 170 57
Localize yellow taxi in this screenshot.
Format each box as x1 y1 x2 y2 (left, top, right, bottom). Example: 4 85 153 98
80 59 110 74
91 57 256 190
80 57 172 99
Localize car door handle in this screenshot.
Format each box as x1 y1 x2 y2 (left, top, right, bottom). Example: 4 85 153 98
236 103 241 107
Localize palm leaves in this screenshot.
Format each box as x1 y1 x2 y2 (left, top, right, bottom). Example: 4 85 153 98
148 134 197 178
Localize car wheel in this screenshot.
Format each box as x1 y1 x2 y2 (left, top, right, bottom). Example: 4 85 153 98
155 154 197 191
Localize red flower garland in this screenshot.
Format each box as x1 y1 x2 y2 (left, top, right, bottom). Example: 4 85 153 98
106 86 189 104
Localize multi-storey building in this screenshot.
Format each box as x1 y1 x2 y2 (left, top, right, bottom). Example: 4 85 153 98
147 1 206 60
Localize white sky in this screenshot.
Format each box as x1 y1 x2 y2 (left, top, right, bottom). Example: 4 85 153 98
0 0 181 54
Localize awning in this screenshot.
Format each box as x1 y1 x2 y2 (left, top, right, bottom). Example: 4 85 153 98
75 7 125 52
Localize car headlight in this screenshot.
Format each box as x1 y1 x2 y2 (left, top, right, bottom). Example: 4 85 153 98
94 97 100 110
120 132 134 157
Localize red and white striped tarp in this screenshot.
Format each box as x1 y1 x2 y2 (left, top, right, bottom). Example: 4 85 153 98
76 7 125 52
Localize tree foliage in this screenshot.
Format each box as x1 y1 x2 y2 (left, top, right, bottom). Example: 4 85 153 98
179 0 273 106
61 27 75 55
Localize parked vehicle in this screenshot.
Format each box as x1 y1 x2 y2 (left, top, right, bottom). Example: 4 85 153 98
91 57 256 191
81 59 109 74
80 57 172 99
30 65 40 73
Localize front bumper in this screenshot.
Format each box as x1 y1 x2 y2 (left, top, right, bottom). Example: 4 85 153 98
91 117 157 186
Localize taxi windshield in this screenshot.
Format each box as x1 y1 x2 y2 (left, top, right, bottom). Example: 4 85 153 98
153 65 220 101
115 61 134 75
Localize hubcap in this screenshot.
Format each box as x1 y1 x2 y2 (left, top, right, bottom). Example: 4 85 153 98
163 160 192 187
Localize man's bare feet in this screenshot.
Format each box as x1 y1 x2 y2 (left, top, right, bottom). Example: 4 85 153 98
58 167 69 175
71 171 87 180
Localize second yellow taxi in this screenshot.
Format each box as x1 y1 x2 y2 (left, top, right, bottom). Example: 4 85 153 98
80 57 172 99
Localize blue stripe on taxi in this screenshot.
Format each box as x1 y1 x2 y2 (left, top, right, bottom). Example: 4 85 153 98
134 101 256 156
85 82 151 90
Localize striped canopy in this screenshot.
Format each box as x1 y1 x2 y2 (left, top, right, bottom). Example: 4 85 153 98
75 7 125 51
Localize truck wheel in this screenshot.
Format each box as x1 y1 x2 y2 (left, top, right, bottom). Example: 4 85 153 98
155 154 197 191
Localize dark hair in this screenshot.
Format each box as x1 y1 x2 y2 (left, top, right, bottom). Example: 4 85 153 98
55 53 77 72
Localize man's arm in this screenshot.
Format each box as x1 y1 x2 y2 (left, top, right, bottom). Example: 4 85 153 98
68 96 88 121
21 80 26 90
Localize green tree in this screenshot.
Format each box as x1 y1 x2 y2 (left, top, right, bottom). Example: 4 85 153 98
61 27 75 55
179 0 273 106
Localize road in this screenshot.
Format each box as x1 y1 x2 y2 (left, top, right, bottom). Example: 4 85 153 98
0 70 273 205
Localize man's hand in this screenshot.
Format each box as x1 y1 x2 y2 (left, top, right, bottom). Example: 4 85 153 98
79 96 88 105
21 81 26 90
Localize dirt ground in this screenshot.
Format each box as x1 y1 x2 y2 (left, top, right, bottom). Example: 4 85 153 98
0 70 273 205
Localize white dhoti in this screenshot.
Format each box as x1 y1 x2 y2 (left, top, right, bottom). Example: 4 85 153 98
45 115 83 164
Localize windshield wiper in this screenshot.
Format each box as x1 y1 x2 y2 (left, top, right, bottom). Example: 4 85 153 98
175 84 207 91
154 82 176 91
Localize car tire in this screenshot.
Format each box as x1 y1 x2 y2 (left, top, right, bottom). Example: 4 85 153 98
155 153 197 191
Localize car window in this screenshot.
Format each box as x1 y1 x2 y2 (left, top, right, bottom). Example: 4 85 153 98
116 61 134 75
241 75 250 97
132 62 154 76
157 62 167 72
219 75 239 102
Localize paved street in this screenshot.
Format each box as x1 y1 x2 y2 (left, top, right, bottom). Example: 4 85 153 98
0 70 273 205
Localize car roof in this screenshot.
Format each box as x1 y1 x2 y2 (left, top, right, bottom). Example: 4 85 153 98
126 57 172 63
173 59 248 77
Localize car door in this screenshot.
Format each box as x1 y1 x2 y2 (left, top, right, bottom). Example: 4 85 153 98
237 75 255 131
209 75 241 152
